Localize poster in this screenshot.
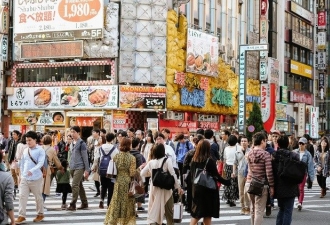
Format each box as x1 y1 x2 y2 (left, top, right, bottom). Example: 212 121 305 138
186 28 218 76
13 0 104 41
119 86 166 109
11 111 65 126
112 111 127 130
8 86 118 110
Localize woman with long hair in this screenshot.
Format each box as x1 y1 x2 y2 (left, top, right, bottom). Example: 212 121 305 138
15 134 27 187
314 137 330 198
190 140 231 225
141 132 155 196
104 137 136 225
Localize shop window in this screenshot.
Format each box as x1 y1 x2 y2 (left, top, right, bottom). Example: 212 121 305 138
286 73 294 90
293 46 299 61
16 64 111 83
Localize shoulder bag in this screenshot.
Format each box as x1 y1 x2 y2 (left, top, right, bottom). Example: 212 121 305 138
128 178 145 198
247 161 265 196
28 148 47 178
194 158 217 190
152 157 175 190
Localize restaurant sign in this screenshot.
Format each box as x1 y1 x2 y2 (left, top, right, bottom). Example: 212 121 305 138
119 86 166 109
186 28 218 76
8 86 118 110
13 0 104 42
11 111 65 126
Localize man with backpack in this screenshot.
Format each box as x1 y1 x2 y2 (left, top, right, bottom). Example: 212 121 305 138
175 134 194 187
97 133 118 209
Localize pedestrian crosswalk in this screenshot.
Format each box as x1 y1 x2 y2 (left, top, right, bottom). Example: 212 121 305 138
12 180 325 224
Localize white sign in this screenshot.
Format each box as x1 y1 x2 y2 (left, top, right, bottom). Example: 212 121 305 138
310 107 319 138
0 34 7 61
291 1 313 22
13 0 104 40
297 103 306 137
318 32 326 50
318 52 326 70
261 84 270 122
186 28 219 76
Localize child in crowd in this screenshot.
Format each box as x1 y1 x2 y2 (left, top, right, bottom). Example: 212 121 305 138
56 160 72 209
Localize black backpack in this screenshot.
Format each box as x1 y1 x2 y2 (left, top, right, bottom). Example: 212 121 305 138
152 157 175 190
278 152 307 184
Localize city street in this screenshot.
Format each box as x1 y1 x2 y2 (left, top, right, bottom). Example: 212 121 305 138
13 179 330 225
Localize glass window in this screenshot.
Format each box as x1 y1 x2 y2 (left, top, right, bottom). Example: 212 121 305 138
300 49 306 63
16 65 111 83
193 0 198 27
285 12 291 29
286 74 295 90
308 52 313 66
285 43 291 58
293 46 299 61
205 0 210 30
300 21 306 36
294 76 301 90
272 2 277 32
272 32 277 58
301 77 309 91
292 16 299 32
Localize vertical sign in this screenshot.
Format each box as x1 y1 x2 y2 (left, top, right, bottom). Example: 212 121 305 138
259 0 268 82
318 11 327 29
297 103 306 137
318 32 326 50
238 44 268 134
318 52 326 70
319 73 324 100
0 34 7 62
261 84 270 122
310 107 319 138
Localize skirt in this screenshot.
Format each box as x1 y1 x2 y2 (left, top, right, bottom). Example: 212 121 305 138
56 183 72 193
222 164 239 201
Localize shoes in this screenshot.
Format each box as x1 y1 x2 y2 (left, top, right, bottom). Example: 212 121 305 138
78 203 88 210
226 200 230 204
94 192 100 197
244 208 250 215
145 193 149 198
266 205 272 216
297 203 302 211
67 203 76 211
240 208 245 215
33 214 44 222
137 207 145 211
229 201 236 207
99 201 104 209
61 204 67 210
15 216 26 224
320 188 325 198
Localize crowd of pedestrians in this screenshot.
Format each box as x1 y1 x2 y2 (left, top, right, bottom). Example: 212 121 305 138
0 126 329 225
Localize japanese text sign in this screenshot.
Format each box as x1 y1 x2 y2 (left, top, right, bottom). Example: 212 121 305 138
297 103 306 137
310 107 319 138
318 11 327 29
13 0 104 42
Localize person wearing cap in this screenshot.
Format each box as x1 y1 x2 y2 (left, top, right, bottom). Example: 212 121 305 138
293 137 315 211
314 137 330 198
271 130 281 151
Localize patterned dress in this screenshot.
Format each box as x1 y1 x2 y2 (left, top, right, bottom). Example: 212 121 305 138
104 152 136 225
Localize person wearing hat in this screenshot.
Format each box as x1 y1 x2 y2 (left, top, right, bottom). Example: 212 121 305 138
271 130 281 151
293 137 315 211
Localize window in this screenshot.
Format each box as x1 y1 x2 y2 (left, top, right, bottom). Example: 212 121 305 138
293 46 299 60
300 21 306 36
285 12 291 29
271 33 277 58
16 65 111 83
300 49 306 63
272 2 277 32
292 16 299 32
286 73 294 90
294 76 301 90
285 43 291 58
307 52 313 66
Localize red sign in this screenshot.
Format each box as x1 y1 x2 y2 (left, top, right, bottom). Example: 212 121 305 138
289 91 313 105
260 0 268 15
76 117 98 127
318 11 327 29
198 121 219 130
159 119 198 130
112 111 127 129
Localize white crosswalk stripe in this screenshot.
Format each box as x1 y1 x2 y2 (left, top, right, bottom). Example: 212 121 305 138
13 181 324 224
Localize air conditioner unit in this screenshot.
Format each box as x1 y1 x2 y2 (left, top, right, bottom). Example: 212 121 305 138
164 111 174 120
230 60 235 68
219 45 226 54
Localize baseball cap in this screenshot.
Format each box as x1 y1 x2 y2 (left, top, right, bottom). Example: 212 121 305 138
271 130 281 135
298 137 307 144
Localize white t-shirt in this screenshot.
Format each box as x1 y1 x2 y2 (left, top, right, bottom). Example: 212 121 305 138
224 145 240 165
165 144 178 169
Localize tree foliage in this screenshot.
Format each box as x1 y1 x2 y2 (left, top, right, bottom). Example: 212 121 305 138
246 101 264 141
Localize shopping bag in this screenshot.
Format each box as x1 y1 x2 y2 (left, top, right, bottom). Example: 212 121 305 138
106 159 117 177
173 201 183 223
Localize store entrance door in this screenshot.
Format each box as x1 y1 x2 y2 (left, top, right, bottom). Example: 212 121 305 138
81 127 93 142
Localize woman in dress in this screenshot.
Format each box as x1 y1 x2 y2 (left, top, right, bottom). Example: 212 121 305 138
15 134 27 187
190 140 231 225
140 143 183 225
222 135 239 206
314 137 330 198
141 132 155 195
104 137 136 225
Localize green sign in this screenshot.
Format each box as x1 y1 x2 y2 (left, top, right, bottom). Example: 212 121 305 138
211 88 232 107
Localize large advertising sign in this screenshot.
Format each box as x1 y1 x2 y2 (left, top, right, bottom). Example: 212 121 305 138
13 0 104 42
12 111 65 126
8 86 118 110
186 28 218 76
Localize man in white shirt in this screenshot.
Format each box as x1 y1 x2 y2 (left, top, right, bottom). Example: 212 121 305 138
155 133 178 169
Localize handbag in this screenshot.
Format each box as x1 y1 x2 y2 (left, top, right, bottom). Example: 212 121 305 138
247 161 265 196
173 195 183 223
194 158 216 190
106 159 117 177
152 157 175 190
128 180 145 198
278 152 306 184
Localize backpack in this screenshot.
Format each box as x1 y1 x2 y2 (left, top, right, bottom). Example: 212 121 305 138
175 140 190 156
278 152 307 184
98 146 116 177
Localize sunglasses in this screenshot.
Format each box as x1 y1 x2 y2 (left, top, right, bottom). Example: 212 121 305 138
299 142 305 145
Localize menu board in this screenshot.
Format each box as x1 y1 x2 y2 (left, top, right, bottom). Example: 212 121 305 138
8 86 118 110
11 111 65 126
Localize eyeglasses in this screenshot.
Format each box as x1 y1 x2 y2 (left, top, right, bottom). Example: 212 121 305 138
272 136 279 138
299 142 305 145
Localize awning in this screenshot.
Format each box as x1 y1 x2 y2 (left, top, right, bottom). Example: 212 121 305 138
66 111 105 117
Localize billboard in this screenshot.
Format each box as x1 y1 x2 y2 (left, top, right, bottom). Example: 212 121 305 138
13 0 104 42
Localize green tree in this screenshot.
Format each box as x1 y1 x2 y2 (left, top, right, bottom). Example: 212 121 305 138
246 101 264 141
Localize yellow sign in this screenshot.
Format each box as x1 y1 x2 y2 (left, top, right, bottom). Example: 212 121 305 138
290 60 312 79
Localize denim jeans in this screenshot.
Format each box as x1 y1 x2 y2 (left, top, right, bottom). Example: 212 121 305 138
276 197 295 225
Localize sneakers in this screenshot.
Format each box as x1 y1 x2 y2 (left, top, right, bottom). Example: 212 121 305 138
99 201 104 209
266 205 272 216
137 207 145 211
229 201 236 207
61 204 67 210
15 216 26 224
33 214 44 222
240 208 245 215
297 203 302 211
244 208 250 215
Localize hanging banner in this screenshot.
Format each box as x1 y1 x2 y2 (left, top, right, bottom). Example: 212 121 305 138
310 107 319 139
0 34 8 61
318 32 326 50
261 83 276 133
319 73 324 100
260 0 268 16
318 52 326 70
318 11 327 29
297 103 306 137
0 6 9 34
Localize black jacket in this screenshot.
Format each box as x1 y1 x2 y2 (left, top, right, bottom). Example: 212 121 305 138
272 149 299 199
